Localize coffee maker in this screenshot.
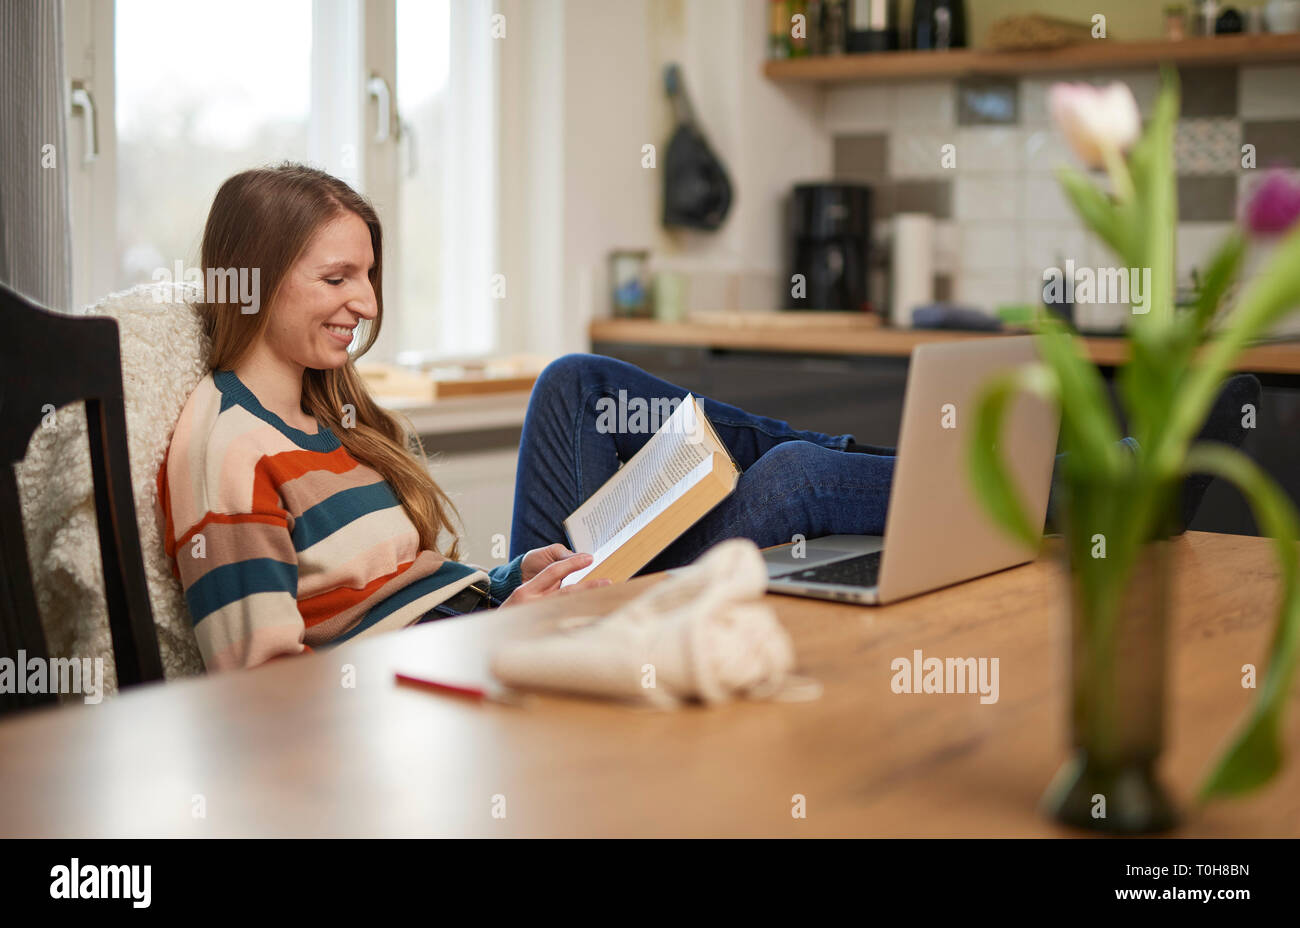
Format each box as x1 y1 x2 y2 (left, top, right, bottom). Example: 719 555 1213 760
785 183 873 312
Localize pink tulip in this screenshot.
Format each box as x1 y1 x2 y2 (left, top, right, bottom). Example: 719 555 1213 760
1048 82 1141 170
1243 169 1300 237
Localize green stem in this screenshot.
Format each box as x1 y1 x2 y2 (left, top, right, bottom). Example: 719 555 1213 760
1101 143 1136 205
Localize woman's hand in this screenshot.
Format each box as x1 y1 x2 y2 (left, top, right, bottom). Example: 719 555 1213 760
502 550 612 609
520 543 583 583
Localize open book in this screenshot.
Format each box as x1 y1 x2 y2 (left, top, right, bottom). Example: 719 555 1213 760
560 394 741 587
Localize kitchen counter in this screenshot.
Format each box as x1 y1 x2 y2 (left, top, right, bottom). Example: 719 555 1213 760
589 316 1300 376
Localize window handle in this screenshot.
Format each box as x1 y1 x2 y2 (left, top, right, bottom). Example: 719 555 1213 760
367 73 392 144
70 79 98 164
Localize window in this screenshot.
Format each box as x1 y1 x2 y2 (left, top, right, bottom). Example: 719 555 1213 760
115 0 314 289
394 0 498 361
74 0 500 360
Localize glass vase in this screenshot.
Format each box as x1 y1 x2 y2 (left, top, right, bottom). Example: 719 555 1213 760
1042 484 1180 834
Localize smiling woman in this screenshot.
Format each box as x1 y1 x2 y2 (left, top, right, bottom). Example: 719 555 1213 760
156 163 612 672
231 211 379 422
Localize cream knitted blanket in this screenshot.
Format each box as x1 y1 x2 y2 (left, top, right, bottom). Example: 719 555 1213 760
15 282 208 697
491 538 804 707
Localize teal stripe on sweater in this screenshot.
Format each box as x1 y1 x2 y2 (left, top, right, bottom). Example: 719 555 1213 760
186 557 298 626
291 481 402 552
212 369 341 452
329 560 481 644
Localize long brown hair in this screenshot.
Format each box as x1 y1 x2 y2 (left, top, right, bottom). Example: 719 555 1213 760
196 162 462 560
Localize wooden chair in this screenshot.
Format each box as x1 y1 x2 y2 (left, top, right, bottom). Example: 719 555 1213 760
0 282 164 713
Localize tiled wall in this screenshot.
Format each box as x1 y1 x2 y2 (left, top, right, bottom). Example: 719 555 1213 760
830 64 1300 333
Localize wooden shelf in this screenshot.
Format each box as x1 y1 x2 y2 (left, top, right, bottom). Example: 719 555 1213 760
763 33 1300 84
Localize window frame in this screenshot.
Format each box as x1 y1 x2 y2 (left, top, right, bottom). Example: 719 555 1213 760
63 0 511 364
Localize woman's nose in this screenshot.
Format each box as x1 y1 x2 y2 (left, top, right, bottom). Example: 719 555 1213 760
348 282 378 319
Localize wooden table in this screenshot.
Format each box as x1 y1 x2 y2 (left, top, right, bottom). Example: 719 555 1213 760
1 532 1296 837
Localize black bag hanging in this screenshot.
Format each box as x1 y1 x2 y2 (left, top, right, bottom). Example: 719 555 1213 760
662 64 733 231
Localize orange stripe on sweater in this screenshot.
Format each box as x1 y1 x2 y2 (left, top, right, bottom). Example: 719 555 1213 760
161 450 290 557
261 445 363 485
298 558 418 628
161 442 358 555
171 511 290 553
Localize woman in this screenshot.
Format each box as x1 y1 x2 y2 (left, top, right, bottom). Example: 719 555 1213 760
160 163 1240 673
158 163 890 672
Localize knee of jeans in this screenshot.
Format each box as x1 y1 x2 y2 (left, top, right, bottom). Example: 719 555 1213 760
764 439 824 461
752 439 826 474
533 352 592 398
738 442 827 526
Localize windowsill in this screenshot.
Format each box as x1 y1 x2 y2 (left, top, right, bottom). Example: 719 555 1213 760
377 391 530 437
363 355 544 437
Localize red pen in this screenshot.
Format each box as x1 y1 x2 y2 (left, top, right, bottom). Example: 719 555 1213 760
394 672 522 706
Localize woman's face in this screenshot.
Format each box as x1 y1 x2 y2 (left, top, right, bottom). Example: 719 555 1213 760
263 211 378 371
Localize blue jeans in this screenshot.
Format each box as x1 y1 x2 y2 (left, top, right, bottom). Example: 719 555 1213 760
508 353 894 575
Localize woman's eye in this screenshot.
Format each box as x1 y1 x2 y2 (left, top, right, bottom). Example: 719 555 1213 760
325 278 344 286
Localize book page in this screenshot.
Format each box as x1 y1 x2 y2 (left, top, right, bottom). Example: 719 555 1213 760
561 454 716 588
565 394 717 553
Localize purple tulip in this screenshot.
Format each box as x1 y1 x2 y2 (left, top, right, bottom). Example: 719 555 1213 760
1243 170 1300 236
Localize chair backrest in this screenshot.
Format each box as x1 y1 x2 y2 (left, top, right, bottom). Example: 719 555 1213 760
0 282 164 713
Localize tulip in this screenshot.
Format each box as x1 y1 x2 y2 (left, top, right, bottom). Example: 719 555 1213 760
1243 169 1300 237
1049 82 1141 171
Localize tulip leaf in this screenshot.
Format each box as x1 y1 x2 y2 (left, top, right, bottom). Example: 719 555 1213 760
1183 443 1300 799
1158 220 1300 473
1187 231 1245 339
968 362 1059 551
1127 66 1180 334
1033 318 1124 474
1056 166 1134 262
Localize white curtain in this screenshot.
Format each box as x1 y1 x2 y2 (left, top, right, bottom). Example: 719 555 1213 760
0 0 73 311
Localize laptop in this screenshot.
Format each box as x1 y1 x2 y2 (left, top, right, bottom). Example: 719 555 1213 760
764 336 1060 605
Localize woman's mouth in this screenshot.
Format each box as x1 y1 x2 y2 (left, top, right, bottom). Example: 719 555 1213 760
324 323 355 346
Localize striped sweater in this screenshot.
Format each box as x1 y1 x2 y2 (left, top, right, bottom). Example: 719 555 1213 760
158 369 525 671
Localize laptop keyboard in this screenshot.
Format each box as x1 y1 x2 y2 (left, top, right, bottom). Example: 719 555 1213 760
775 550 882 588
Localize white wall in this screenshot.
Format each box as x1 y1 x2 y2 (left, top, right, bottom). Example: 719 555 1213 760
497 0 833 356
430 447 518 568
559 0 659 349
